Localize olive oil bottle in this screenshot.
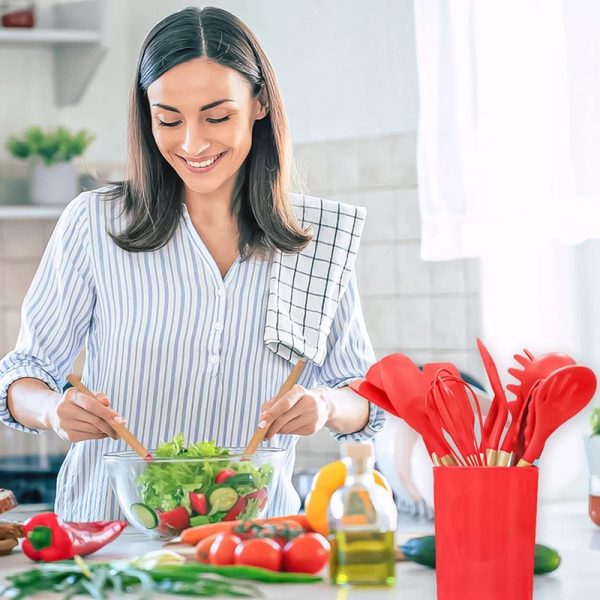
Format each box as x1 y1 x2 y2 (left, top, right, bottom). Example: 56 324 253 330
328 442 397 586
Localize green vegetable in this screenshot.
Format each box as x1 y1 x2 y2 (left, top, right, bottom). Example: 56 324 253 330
136 434 272 519
591 407 600 436
130 503 158 530
2 554 260 598
190 515 211 527
209 487 238 514
155 562 322 584
6 126 95 166
400 535 561 574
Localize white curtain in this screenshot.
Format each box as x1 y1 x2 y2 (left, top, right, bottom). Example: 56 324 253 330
414 0 600 261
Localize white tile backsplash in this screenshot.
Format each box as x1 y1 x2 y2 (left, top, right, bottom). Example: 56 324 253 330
397 242 432 295
395 188 421 241
396 297 433 349
361 189 397 242
431 297 469 349
356 244 397 296
363 298 400 348
431 259 466 295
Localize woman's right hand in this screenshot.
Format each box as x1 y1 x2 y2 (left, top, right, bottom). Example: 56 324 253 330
48 388 121 442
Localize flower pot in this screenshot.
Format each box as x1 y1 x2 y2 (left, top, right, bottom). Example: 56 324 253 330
30 160 79 206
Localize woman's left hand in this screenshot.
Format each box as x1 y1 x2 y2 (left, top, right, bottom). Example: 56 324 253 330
259 384 332 439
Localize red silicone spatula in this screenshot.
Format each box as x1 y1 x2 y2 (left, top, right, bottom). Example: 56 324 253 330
349 378 399 417
477 339 508 466
517 365 597 466
378 354 457 466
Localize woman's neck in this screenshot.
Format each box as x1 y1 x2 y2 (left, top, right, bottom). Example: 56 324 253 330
184 178 236 227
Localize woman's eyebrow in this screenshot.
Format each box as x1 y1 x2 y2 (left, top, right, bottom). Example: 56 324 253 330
151 99 235 113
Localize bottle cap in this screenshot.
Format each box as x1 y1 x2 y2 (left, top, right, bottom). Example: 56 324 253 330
341 441 374 460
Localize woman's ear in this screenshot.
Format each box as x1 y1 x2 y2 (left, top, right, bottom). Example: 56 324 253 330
254 88 269 120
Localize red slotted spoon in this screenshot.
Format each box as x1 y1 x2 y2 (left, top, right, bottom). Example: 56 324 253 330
517 365 597 466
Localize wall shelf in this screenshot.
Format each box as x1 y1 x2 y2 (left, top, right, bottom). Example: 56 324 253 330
0 206 63 219
0 0 108 105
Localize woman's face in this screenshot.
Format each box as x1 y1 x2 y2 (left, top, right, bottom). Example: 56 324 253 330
147 58 267 198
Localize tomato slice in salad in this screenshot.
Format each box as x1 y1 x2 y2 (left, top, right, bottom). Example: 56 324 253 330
156 506 190 534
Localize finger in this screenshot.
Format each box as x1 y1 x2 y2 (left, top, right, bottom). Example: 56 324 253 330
72 391 120 425
70 415 119 440
60 400 119 439
67 431 108 443
95 392 111 407
260 385 305 424
265 402 307 439
269 414 315 437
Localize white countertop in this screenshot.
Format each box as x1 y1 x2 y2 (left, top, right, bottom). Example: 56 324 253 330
1 502 599 599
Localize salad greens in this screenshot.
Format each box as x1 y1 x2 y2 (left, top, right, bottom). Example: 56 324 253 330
134 434 274 535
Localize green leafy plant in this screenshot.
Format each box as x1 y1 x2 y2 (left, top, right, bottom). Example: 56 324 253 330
591 407 600 436
6 126 95 166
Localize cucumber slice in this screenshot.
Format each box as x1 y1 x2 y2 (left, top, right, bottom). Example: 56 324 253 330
131 502 158 529
209 487 238 514
190 515 211 527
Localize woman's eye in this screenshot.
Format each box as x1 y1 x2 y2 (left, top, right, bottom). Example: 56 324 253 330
157 119 181 128
207 116 230 124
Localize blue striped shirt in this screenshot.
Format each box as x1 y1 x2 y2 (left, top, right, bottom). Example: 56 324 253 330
0 189 383 520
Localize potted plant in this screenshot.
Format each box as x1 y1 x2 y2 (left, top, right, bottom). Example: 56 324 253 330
585 407 600 526
6 126 95 205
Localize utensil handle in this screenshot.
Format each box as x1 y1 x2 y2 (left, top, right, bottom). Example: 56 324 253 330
243 359 306 457
66 374 151 460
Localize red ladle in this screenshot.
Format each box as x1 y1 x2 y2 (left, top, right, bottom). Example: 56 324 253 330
499 350 576 465
517 365 597 466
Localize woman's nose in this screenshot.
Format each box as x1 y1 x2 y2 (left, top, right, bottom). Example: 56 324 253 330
181 125 211 157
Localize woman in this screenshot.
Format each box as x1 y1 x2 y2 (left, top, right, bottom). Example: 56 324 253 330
0 6 383 520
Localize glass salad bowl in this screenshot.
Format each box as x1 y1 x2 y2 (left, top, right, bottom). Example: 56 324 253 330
104 439 286 540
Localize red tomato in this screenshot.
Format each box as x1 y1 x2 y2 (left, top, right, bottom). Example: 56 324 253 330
208 533 243 565
215 469 236 484
282 533 330 574
234 538 282 571
156 506 190 535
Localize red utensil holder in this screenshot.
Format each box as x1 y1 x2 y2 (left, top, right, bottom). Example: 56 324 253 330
434 466 539 600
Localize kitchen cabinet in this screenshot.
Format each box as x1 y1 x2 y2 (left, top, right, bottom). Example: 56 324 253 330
0 0 108 106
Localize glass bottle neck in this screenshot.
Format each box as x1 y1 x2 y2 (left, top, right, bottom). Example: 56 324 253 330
345 456 375 485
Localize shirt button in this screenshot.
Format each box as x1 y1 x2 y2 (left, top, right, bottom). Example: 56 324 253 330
213 322 223 331
209 355 219 365
217 289 225 297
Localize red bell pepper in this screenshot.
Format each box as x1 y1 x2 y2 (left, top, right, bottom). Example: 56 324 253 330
21 512 127 562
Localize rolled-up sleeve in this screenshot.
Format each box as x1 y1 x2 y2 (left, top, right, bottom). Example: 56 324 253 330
0 194 95 433
312 270 385 442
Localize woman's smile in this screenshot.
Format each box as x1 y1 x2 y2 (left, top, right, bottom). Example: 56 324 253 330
176 151 227 174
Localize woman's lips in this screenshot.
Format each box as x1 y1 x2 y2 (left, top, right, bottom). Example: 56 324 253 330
177 151 226 174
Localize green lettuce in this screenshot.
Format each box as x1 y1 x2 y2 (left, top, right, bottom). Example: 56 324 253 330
137 435 273 514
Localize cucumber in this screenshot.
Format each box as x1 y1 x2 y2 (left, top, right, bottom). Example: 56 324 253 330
190 515 211 527
400 536 561 575
208 487 238 514
130 502 158 529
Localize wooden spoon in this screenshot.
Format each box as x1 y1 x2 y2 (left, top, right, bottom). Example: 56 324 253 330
517 365 597 466
243 359 305 457
67 374 152 461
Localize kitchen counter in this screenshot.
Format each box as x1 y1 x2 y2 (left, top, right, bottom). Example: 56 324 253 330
1 502 599 599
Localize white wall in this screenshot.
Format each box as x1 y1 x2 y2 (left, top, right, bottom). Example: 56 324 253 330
0 0 418 165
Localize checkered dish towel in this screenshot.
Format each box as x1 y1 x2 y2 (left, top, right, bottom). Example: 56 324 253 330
264 194 366 366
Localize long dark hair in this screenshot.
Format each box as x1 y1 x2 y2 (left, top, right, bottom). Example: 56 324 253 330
104 6 311 256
